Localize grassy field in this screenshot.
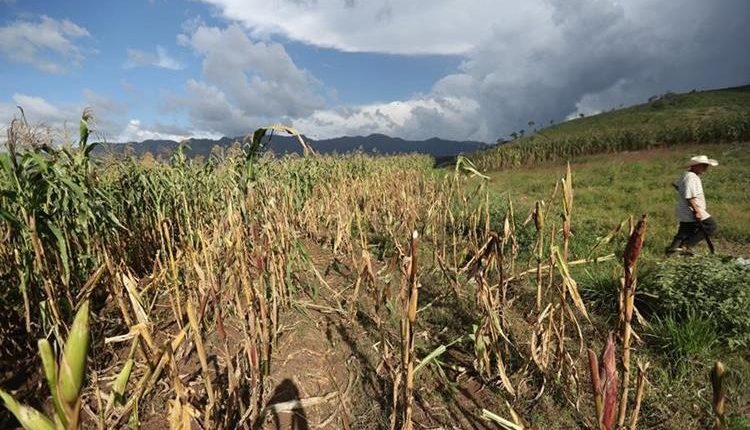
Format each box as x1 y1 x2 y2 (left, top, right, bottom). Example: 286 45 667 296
482 142 750 258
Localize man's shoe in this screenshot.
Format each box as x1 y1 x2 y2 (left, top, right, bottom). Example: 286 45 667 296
666 247 682 255
681 247 695 256
666 247 694 256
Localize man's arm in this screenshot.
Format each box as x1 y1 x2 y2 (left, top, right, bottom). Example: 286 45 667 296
687 197 704 220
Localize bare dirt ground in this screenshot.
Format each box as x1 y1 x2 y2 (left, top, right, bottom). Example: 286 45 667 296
249 241 506 430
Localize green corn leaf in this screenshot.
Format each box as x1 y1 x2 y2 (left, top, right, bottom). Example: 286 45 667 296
79 118 90 148
112 359 134 406
47 224 70 287
414 344 447 376
0 389 55 430
59 300 90 404
38 340 67 427
83 141 100 158
0 205 21 228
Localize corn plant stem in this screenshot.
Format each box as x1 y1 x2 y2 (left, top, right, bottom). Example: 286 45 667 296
535 228 544 311
712 361 726 430
629 362 648 430
111 326 188 427
186 297 215 425
401 231 419 430
587 349 603 423
618 297 634 426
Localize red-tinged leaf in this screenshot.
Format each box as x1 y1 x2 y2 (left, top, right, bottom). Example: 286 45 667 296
588 349 601 395
588 349 603 423
600 333 618 430
623 215 647 272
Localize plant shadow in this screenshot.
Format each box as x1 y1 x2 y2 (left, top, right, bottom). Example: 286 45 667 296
255 378 310 430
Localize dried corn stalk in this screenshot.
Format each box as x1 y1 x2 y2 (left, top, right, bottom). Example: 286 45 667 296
711 361 726 430
618 214 647 426
399 231 419 430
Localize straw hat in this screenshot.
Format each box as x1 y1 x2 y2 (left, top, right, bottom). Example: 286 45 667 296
688 155 718 167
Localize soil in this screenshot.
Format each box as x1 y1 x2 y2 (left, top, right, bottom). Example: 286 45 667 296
245 241 511 430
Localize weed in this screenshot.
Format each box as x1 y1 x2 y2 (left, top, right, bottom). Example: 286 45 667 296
646 312 719 372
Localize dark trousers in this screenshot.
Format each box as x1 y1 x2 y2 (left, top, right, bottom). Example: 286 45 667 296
669 217 717 249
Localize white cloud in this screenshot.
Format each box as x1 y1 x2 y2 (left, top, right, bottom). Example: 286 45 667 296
293 96 484 141
169 24 325 136
0 15 91 73
125 46 184 70
12 94 69 123
0 92 212 144
199 0 523 55
118 119 191 142
0 94 73 130
116 118 223 143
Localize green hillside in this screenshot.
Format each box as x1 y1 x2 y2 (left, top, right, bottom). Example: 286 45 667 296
471 85 750 170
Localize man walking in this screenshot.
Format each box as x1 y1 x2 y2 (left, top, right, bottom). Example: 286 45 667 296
666 155 719 255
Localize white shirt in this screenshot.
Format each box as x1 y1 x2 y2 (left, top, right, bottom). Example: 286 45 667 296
674 171 710 222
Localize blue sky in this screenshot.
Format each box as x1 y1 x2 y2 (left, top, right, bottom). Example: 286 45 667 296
1 0 748 143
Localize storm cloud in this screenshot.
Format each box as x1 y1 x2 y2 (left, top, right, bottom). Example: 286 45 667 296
202 0 750 141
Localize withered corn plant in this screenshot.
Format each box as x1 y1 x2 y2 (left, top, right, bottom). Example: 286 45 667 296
398 231 419 430
561 163 573 261
465 232 516 396
618 214 647 426
628 360 649 430
532 200 546 311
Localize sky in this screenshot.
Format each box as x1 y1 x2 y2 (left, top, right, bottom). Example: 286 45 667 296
0 0 748 143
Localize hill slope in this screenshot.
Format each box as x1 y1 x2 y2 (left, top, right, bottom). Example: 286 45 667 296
470 85 750 170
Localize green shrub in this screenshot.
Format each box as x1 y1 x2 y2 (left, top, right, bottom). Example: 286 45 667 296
639 256 750 349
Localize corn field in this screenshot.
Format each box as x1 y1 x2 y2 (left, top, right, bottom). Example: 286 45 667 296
0 111 734 429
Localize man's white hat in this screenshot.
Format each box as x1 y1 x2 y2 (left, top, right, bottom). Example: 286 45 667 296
688 155 719 167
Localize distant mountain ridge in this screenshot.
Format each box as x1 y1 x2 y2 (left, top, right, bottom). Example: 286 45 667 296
94 133 488 159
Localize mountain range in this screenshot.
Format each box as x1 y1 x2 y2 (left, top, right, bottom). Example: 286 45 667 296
93 133 489 159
